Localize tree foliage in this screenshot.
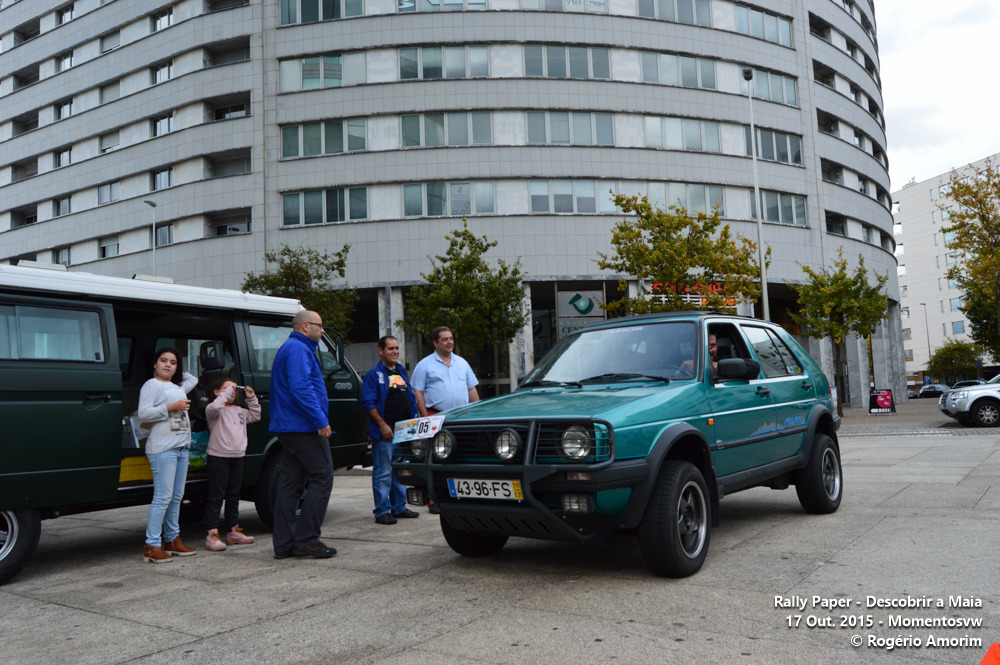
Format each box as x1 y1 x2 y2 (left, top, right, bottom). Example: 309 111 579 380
397 221 529 355
596 194 767 315
926 339 979 383
241 244 357 335
940 159 1000 359
790 248 889 416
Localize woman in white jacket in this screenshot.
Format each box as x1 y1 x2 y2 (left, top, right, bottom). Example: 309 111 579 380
137 347 198 563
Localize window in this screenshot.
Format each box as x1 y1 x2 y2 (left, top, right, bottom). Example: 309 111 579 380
0 305 104 362
98 181 120 205
403 181 494 216
529 112 613 146
100 81 121 103
155 224 174 247
900 307 909 320
282 188 368 225
644 116 719 152
100 236 119 258
648 182 724 215
903 349 913 361
530 180 616 214
54 148 72 168
946 252 959 266
151 8 173 32
280 53 366 91
100 131 120 153
732 5 792 46
55 51 73 73
56 4 75 25
214 104 248 120
101 31 120 52
400 46 489 80
949 298 962 311
742 326 802 377
399 112 492 148
952 321 965 334
640 52 715 89
752 190 807 226
211 213 252 236
637 0 711 25
902 328 911 340
54 247 72 267
151 167 173 191
151 114 173 137
524 45 610 80
54 99 73 120
520 0 606 13
281 118 366 157
745 127 801 164
53 196 72 217
210 155 251 177
151 61 173 85
825 212 846 236
281 0 363 24
740 68 797 107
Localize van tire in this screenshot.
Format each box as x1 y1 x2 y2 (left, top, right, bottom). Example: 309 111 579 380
255 454 281 530
0 510 41 585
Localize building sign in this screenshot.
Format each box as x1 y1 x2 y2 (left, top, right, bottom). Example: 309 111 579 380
557 291 604 340
868 389 895 414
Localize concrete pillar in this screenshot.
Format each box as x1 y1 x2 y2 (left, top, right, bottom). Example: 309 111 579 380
508 284 534 389
377 286 408 367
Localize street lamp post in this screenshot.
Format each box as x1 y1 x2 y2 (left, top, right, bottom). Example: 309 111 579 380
143 200 157 275
743 67 769 321
919 302 931 378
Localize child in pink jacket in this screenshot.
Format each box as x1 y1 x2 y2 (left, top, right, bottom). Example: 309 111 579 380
203 379 261 551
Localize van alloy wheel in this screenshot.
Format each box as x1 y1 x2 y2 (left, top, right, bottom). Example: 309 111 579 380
0 510 41 586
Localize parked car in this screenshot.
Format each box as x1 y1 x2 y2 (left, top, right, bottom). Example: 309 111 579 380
918 384 949 399
950 380 985 389
939 375 1000 427
396 312 842 577
907 389 920 399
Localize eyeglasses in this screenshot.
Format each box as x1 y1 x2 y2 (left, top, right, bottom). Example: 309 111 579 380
303 321 323 329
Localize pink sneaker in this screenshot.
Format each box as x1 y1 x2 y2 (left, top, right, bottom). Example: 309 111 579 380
205 529 227 552
226 525 254 545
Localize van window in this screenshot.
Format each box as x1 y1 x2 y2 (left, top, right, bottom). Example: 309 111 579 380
0 305 105 362
248 323 342 374
155 337 234 377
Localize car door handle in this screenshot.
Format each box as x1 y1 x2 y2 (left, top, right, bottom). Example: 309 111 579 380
83 393 112 410
801 381 813 390
756 386 770 398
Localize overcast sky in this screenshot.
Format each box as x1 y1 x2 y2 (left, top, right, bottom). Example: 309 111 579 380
875 0 1000 190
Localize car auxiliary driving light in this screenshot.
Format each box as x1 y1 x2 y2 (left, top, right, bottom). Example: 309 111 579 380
566 472 591 481
433 430 455 460
494 429 521 460
397 468 413 477
406 488 426 505
562 494 592 513
560 425 592 461
411 438 428 459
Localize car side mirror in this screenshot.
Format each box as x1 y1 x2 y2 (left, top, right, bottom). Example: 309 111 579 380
715 358 761 381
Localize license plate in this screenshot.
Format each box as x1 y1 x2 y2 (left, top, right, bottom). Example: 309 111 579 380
447 478 523 501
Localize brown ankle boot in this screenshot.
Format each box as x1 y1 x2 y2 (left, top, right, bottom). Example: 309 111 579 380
163 536 197 556
144 545 173 563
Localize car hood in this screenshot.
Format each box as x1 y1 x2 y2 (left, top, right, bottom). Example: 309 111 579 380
442 382 700 424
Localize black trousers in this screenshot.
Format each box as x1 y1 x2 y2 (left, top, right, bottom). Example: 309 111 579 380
203 455 244 531
272 433 334 553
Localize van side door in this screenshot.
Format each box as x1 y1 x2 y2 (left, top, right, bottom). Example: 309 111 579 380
0 298 122 509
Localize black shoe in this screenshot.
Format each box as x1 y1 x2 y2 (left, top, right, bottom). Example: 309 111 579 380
392 509 420 519
274 550 293 560
375 513 398 525
428 502 440 514
292 542 338 558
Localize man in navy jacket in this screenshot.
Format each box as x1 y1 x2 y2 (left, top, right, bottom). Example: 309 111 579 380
270 310 336 559
361 336 420 524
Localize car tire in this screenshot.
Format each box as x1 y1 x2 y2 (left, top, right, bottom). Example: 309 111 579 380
971 399 1000 428
0 510 41 586
638 461 711 578
254 453 281 530
440 516 508 557
795 434 843 514
179 498 208 524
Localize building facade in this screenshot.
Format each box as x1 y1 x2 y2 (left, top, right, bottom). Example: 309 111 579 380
0 0 903 404
893 153 998 387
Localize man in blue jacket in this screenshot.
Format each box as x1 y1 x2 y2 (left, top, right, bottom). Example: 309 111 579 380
361 336 420 524
270 310 336 559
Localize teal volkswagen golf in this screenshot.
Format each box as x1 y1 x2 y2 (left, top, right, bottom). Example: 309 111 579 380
396 312 842 577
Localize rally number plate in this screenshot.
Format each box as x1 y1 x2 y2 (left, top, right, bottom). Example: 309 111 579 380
447 478 523 501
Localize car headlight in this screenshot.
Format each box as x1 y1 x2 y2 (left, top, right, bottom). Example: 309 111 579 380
411 438 428 459
951 390 968 399
494 429 521 460
561 425 592 461
433 431 455 460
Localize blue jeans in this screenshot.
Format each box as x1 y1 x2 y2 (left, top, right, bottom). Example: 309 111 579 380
146 446 189 547
372 438 407 517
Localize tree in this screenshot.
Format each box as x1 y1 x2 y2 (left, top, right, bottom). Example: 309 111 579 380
398 220 529 355
940 159 1000 359
790 248 889 416
926 339 979 384
596 194 766 315
242 244 357 335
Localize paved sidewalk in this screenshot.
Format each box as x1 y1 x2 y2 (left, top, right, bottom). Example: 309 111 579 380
2 402 998 665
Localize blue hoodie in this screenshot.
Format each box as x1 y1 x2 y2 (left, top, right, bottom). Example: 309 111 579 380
269 331 330 433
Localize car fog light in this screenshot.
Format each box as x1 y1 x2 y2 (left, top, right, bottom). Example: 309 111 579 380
433 431 455 460
566 472 591 481
494 429 521 460
411 438 428 459
561 425 592 461
562 494 592 513
406 488 426 505
397 469 413 477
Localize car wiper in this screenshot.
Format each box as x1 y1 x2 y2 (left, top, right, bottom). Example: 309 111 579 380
579 373 670 383
520 379 583 388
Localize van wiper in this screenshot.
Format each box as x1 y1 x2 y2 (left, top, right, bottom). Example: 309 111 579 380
520 379 583 388
580 372 670 383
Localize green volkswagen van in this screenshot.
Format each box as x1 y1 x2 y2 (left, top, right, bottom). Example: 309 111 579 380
396 311 842 577
0 263 368 584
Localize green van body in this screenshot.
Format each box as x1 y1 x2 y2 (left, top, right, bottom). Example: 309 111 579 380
396 312 842 577
0 264 368 584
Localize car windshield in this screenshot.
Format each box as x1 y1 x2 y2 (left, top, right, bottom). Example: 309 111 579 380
989 375 1000 385
525 321 697 384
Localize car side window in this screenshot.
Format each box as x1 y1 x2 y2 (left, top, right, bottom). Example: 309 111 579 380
248 323 291 372
318 335 342 374
1 305 105 362
769 330 803 375
742 326 786 377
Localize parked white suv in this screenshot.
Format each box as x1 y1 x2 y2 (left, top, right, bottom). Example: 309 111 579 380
939 375 1000 427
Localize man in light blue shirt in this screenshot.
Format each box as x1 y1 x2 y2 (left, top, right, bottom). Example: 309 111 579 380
411 326 479 416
